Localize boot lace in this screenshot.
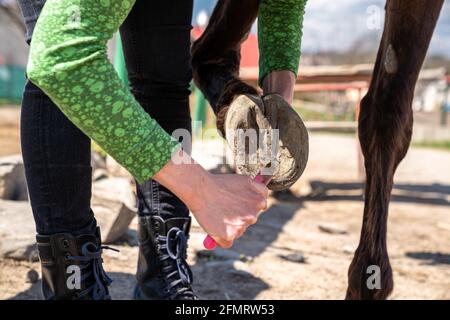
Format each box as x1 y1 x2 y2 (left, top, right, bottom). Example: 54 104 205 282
156 227 196 299
67 242 118 300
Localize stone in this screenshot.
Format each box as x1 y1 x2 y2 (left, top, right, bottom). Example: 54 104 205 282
105 155 133 179
0 154 28 201
26 269 39 283
197 248 252 262
91 177 137 244
114 229 138 247
205 260 254 278
91 151 106 172
0 200 37 261
278 252 307 264
0 177 137 260
204 259 251 278
92 168 109 181
227 267 253 278
343 245 355 254
318 223 348 235
436 222 450 232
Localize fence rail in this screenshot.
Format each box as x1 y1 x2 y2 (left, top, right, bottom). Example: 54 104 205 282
0 64 26 103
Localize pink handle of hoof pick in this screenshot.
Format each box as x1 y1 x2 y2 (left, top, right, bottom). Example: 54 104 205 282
203 174 270 250
203 234 217 250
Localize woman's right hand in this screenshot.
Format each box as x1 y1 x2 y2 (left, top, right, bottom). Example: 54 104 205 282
189 173 268 248
153 150 269 248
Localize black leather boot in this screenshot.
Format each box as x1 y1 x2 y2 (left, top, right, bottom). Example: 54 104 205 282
36 227 116 300
134 215 197 300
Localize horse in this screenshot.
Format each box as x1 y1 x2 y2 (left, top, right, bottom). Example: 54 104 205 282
191 0 445 299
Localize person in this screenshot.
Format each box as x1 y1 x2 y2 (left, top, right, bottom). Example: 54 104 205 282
17 0 306 300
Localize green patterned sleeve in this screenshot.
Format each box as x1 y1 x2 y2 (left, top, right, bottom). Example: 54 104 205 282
27 0 180 183
258 0 307 86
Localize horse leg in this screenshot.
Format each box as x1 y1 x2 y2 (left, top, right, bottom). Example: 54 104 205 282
191 0 259 135
346 0 444 300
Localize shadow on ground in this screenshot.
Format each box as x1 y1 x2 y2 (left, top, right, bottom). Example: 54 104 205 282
192 199 304 299
189 164 306 299
405 252 450 265
9 197 305 300
304 180 450 207
7 272 136 300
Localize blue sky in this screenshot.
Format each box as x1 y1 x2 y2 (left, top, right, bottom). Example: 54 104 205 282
193 0 450 58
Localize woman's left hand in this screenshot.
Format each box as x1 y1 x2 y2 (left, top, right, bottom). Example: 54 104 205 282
262 70 296 104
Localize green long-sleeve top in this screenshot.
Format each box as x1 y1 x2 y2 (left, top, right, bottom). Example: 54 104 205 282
259 0 307 85
27 0 306 183
27 0 180 183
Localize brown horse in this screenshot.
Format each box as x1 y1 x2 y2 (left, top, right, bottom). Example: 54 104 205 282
192 0 445 299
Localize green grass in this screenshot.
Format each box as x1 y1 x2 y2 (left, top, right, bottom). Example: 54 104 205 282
412 141 450 151
292 100 355 122
0 100 21 107
294 107 354 122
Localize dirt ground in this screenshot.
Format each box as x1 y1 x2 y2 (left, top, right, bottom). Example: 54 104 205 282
0 106 449 300
0 106 21 157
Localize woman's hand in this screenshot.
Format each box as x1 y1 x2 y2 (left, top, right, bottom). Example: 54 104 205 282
189 174 268 248
153 150 269 248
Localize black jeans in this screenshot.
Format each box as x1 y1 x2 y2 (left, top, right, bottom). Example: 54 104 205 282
18 0 193 236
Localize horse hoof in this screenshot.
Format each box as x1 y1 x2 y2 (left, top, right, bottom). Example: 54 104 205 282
224 94 309 191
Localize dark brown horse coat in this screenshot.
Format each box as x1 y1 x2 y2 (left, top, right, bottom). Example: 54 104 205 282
192 0 444 299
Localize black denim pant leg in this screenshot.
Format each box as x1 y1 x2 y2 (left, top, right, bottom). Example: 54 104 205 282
18 0 96 235
21 81 96 235
120 0 194 219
